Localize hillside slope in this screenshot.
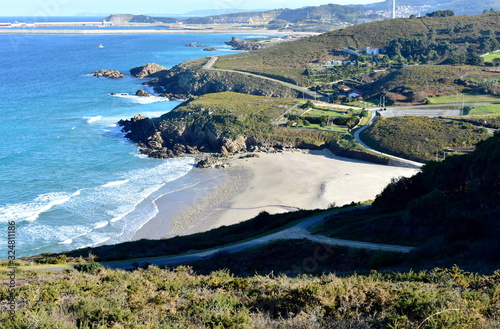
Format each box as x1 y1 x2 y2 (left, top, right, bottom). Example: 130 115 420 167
213 12 500 83
152 12 500 96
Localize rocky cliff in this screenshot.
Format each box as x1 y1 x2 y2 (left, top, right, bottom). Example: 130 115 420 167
118 92 337 159
118 112 249 159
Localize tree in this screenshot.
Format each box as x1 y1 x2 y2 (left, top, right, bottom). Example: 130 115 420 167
426 10 455 17
466 52 484 66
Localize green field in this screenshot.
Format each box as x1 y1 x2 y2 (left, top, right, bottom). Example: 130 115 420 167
305 108 356 117
468 104 500 115
426 93 500 104
297 123 349 133
482 51 500 62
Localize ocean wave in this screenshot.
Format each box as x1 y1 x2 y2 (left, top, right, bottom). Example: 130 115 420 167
0 190 81 223
110 93 169 104
93 221 109 229
102 179 130 188
18 158 196 255
85 115 102 123
58 238 73 245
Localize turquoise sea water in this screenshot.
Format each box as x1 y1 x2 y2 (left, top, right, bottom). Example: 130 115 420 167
0 31 260 257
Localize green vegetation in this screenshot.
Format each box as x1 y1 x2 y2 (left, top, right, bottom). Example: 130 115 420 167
3 124 499 329
284 101 368 131
62 209 325 262
427 93 500 104
172 91 297 117
210 12 500 87
468 104 500 115
361 116 489 162
318 132 500 265
2 265 500 328
482 52 500 62
163 92 339 148
360 65 500 103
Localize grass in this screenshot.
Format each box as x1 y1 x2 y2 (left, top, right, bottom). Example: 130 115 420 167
427 93 500 104
482 51 500 62
297 124 348 133
468 104 500 115
313 208 416 245
305 108 353 117
172 91 298 118
362 116 490 162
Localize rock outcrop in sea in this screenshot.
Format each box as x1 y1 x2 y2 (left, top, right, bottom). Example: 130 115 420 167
130 63 169 79
90 70 125 79
135 89 151 97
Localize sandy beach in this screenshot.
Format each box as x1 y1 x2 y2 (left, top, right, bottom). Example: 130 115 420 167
132 150 419 241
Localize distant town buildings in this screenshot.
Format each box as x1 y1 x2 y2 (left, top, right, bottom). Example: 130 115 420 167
365 5 432 18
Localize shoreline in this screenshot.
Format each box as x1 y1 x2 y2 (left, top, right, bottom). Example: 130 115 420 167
132 150 420 241
0 28 291 35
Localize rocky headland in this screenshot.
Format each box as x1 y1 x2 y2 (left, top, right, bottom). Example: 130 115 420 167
147 62 299 99
224 36 266 51
118 92 338 164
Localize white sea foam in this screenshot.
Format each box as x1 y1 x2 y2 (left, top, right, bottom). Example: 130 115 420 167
0 190 81 223
85 115 102 123
102 179 130 188
17 158 196 255
93 221 109 229
110 93 169 104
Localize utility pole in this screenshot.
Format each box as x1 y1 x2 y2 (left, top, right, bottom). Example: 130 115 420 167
392 0 396 19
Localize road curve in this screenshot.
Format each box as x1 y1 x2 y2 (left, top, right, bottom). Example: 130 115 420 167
353 111 425 168
103 207 415 270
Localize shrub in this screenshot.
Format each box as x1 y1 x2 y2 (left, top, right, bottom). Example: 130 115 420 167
74 262 103 274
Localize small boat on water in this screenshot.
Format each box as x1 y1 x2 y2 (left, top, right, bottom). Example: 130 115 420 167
98 43 104 48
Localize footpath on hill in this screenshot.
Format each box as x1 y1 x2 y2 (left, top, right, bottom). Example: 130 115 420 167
103 207 414 270
203 56 326 100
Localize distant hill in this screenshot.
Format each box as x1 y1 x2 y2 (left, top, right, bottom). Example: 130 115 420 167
102 4 380 31
102 1 500 29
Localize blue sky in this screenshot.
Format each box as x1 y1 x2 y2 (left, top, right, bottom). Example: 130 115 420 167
1 0 381 16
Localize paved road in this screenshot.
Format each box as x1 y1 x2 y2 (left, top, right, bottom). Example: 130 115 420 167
353 111 425 168
103 207 414 270
202 56 326 100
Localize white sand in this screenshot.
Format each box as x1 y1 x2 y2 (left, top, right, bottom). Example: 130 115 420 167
211 150 419 228
133 150 419 240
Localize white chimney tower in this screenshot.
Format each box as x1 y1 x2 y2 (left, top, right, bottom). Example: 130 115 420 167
392 0 396 19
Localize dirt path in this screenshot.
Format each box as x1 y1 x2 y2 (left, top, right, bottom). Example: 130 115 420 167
202 56 325 100
103 207 414 270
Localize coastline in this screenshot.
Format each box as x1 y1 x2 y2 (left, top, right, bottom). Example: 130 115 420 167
132 150 420 241
0 28 290 35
